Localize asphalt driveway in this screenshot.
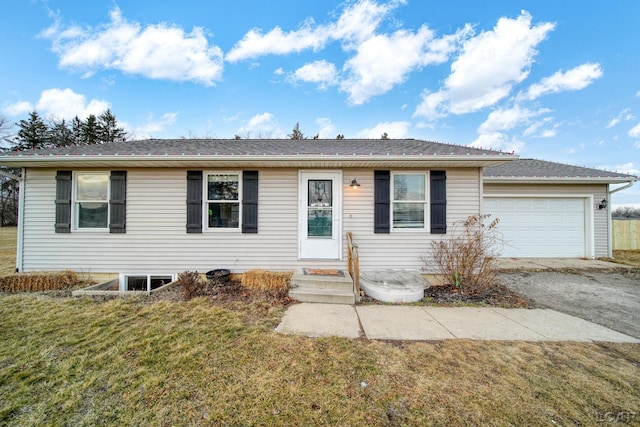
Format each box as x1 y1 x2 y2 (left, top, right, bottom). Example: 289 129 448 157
498 269 640 339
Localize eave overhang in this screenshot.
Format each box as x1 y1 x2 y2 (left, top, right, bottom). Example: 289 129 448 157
0 154 517 169
483 176 638 185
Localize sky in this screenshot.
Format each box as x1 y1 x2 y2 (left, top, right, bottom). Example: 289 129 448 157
1 0 639 206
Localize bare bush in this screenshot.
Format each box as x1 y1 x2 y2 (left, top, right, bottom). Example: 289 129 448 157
177 271 206 300
0 270 79 292
424 214 501 295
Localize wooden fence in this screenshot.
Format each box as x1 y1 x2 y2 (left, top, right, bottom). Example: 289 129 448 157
613 219 640 250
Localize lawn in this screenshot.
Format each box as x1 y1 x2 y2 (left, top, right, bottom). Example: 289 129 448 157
613 250 640 268
1 227 639 425
1 294 639 426
0 227 16 276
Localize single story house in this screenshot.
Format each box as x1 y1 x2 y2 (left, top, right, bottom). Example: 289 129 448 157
0 139 636 292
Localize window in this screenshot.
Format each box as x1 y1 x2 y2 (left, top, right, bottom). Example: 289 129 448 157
121 274 175 292
206 173 241 229
75 172 109 229
392 173 427 229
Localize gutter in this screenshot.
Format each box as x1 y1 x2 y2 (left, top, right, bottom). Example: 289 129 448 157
609 179 637 195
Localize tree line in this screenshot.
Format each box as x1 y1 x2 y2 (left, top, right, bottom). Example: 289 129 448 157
0 109 127 226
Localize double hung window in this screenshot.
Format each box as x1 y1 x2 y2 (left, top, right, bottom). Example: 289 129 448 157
392 173 427 229
75 172 109 229
206 173 240 229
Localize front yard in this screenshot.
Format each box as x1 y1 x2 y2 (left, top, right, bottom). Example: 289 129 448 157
1 227 639 425
1 294 640 426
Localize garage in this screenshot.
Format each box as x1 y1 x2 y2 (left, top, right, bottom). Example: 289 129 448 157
483 197 587 258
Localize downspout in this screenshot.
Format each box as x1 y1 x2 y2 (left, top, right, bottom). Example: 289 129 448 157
0 168 24 272
16 168 25 272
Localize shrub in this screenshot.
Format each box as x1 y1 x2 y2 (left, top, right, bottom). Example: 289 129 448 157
424 214 500 295
0 270 78 292
241 270 293 295
177 271 205 300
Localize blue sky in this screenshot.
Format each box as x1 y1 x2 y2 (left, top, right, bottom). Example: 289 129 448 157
1 0 639 206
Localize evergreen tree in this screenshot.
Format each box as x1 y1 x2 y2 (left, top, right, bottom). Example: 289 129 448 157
81 114 99 145
287 122 306 140
12 111 49 151
49 119 75 147
97 109 126 143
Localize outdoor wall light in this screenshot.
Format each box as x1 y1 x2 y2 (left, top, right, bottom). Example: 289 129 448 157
350 178 361 188
598 199 607 210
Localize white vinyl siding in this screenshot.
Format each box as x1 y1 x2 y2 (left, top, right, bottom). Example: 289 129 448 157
20 167 482 274
483 183 609 258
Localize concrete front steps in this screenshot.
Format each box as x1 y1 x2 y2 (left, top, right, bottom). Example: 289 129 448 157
289 269 356 304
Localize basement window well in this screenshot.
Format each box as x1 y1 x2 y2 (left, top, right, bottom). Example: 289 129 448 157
120 274 175 292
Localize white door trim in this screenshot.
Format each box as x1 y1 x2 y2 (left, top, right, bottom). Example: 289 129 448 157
298 170 342 260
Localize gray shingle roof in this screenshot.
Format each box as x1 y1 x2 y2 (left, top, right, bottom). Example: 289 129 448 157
1 138 509 157
484 158 638 182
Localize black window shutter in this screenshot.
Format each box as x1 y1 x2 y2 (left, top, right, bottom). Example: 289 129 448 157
242 170 258 233
186 170 203 233
55 171 72 233
374 170 390 233
109 171 127 233
430 170 447 234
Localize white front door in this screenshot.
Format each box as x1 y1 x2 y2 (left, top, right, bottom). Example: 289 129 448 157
299 171 342 259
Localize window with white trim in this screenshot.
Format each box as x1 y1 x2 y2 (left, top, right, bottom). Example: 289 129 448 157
74 172 109 229
206 172 241 229
392 173 428 229
120 274 175 292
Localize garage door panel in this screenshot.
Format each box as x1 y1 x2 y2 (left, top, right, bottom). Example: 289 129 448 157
484 197 585 258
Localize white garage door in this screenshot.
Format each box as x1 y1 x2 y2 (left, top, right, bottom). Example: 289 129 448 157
483 197 586 258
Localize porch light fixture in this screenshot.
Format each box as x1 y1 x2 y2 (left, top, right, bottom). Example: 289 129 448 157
598 199 607 210
350 178 361 188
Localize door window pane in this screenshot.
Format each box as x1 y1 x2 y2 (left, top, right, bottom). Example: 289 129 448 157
308 180 332 207
308 208 333 237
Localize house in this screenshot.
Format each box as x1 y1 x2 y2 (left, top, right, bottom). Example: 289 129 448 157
0 138 513 287
483 159 637 258
0 139 635 294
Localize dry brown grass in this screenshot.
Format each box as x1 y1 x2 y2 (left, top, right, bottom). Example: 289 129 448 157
0 294 639 426
0 270 79 292
241 269 293 293
0 227 17 276
613 250 640 268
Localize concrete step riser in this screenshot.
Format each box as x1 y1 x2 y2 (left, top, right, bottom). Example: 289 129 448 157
292 278 354 291
289 290 355 304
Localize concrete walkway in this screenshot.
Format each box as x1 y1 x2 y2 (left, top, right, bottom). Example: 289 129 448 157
275 303 640 343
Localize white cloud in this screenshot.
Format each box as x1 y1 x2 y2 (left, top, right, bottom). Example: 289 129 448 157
3 101 34 116
134 112 178 137
237 112 283 138
292 60 338 89
36 88 110 120
226 0 394 62
469 132 524 153
5 88 110 120
634 141 640 149
356 121 410 138
628 122 640 138
600 162 639 176
477 105 549 134
42 7 223 85
606 108 633 128
522 63 602 100
415 11 554 119
341 25 470 104
315 117 336 138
